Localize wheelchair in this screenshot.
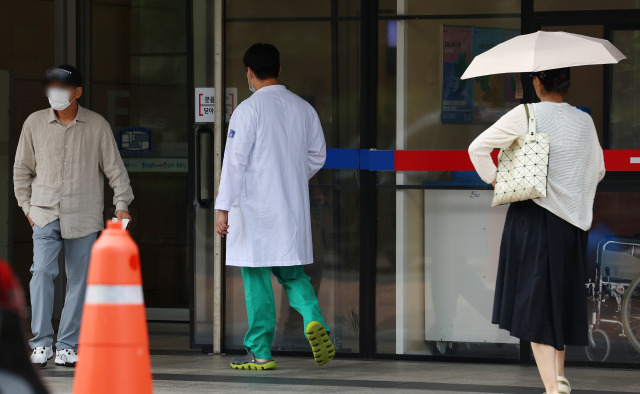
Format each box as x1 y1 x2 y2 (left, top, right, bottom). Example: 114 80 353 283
585 237 640 361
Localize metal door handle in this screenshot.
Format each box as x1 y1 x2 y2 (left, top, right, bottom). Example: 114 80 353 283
196 125 213 207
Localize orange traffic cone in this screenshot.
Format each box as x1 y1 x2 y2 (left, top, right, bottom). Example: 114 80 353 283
73 220 152 394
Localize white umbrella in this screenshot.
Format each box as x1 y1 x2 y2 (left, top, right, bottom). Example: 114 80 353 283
460 31 626 80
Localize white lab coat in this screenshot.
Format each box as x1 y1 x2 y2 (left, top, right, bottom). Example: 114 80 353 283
214 85 326 267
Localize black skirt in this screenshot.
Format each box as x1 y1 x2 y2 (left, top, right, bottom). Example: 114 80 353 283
493 200 588 350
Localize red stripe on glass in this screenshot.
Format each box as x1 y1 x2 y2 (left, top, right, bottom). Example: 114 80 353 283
393 149 640 172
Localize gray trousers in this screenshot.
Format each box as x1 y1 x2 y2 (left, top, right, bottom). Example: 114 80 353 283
29 220 97 350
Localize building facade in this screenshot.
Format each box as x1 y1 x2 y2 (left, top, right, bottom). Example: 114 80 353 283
1 0 640 366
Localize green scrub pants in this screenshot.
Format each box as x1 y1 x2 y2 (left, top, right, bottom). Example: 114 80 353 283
241 265 329 359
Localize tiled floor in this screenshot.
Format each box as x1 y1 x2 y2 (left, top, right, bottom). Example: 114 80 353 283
38 323 639 394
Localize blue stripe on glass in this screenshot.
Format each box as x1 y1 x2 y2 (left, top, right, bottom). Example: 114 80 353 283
323 148 360 169
360 149 395 171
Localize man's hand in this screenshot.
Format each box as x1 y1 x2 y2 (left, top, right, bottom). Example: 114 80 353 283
116 210 132 221
491 180 496 188
27 214 34 227
216 210 229 238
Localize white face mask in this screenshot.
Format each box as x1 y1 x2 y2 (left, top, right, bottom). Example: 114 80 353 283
47 87 74 111
246 68 256 93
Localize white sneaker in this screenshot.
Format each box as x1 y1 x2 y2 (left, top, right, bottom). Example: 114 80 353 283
30 346 53 367
55 348 78 367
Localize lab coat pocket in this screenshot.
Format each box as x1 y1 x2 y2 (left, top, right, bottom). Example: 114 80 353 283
227 206 242 233
227 206 251 264
276 212 297 258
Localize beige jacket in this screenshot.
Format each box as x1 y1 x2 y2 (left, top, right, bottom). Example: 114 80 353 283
13 105 134 239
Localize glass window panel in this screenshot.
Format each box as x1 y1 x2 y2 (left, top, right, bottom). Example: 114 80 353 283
379 0 397 15
338 1 361 17
92 0 190 308
564 191 640 364
225 22 332 120
0 0 54 81
542 25 604 143
378 10 640 364
226 0 331 19
1 0 55 291
535 0 640 12
377 16 522 358
378 18 521 154
226 1 360 20
611 30 640 149
407 0 520 15
377 182 520 358
225 21 360 151
224 171 360 354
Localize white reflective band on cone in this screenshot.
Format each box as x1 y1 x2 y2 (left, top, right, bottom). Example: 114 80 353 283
85 285 144 305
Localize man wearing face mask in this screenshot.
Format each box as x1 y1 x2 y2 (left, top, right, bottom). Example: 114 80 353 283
13 65 134 367
215 43 333 370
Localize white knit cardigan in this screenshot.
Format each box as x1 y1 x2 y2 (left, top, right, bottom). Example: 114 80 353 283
469 102 606 231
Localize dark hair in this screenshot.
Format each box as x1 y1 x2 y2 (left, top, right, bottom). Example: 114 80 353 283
531 67 570 95
243 43 280 80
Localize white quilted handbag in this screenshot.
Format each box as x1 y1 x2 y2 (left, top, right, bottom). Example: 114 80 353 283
491 104 549 207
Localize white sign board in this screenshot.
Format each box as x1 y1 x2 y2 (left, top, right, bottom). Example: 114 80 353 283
194 87 237 123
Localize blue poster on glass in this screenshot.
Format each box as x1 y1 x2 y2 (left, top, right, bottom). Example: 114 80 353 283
472 27 507 124
442 26 521 125
441 26 473 124
118 127 152 156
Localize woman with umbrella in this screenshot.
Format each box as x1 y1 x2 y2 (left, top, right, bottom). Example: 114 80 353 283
466 31 623 394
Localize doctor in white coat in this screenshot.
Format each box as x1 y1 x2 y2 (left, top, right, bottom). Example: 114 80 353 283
215 43 334 370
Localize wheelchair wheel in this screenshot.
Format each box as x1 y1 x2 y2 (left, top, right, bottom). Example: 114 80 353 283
622 272 640 356
585 329 610 362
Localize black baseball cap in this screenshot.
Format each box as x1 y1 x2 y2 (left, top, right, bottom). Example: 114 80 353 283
44 65 83 87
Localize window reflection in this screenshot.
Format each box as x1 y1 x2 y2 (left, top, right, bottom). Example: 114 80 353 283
571 192 640 363
92 0 190 308
377 14 521 358
611 30 640 149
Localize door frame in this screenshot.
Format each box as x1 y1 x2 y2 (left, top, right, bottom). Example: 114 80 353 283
201 0 640 367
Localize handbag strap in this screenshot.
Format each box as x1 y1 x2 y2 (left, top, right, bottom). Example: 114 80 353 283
524 103 537 142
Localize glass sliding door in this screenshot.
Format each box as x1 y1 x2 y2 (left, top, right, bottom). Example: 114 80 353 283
223 0 362 355
577 27 640 365
91 0 190 317
528 3 640 365
376 1 522 358
3 0 55 313
530 14 640 365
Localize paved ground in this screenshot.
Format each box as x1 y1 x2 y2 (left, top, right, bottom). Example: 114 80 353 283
37 323 640 393
39 354 640 394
